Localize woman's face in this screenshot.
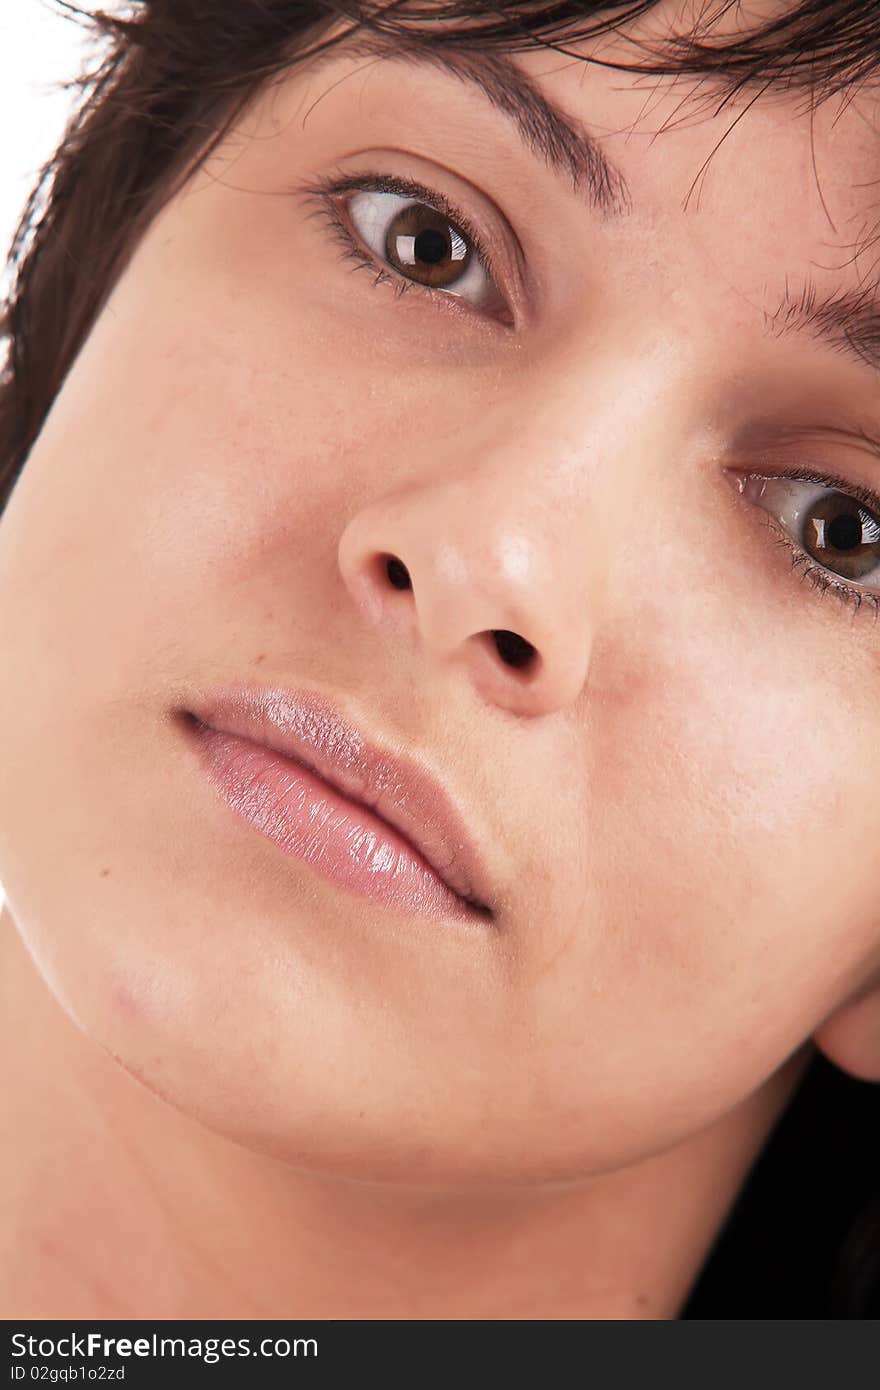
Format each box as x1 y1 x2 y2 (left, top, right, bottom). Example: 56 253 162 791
1 9 879 1186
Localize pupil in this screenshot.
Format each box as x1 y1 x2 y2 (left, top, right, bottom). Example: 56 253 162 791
828 512 862 551
414 228 448 265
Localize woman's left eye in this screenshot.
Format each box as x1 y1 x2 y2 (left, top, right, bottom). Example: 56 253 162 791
733 469 880 618
305 174 510 322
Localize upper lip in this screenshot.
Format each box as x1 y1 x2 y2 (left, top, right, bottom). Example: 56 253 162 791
183 685 496 916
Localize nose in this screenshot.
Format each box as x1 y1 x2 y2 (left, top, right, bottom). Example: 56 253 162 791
337 409 606 718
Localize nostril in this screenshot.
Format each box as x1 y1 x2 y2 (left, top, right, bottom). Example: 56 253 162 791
491 629 537 671
384 555 412 591
375 558 538 674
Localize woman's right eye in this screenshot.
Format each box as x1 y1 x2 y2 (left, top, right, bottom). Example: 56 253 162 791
348 188 492 297
309 175 511 322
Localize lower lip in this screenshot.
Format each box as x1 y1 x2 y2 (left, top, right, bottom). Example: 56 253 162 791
184 720 478 922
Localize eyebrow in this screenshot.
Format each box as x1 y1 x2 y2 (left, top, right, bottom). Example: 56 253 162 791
303 30 632 217
766 278 880 376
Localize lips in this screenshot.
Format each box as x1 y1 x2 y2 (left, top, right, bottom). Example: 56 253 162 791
179 685 496 919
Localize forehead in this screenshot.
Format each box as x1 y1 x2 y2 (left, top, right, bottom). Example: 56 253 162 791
508 32 880 290
532 37 872 201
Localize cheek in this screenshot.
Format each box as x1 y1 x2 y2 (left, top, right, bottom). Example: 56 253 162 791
491 613 880 1174
0 256 394 700
593 608 880 1029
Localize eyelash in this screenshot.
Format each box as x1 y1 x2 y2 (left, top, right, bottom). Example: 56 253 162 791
742 464 880 623
299 168 504 318
300 172 880 625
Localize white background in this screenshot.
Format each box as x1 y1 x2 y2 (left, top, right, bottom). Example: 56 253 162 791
0 2 117 909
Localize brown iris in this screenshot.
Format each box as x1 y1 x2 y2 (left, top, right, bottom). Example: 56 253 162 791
802 492 880 580
384 203 471 288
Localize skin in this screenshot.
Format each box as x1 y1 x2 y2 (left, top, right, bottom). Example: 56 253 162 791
1 3 880 1317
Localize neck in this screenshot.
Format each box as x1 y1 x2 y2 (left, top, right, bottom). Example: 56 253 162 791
0 905 812 1320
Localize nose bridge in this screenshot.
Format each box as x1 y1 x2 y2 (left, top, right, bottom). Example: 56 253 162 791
336 374 647 716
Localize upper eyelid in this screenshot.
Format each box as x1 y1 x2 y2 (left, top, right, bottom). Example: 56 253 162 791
728 463 880 533
305 172 478 239
297 154 525 251
735 461 880 516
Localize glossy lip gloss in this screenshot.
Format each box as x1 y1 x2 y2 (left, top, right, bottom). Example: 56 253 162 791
177 688 496 925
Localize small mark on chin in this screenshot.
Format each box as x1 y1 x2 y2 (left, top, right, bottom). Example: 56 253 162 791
111 980 140 1020
99 867 110 877
254 653 267 665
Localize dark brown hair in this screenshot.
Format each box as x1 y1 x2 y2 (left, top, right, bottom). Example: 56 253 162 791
2 0 879 1316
